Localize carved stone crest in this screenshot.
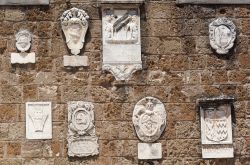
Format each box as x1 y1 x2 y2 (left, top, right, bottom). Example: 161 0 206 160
102 7 142 80
133 97 166 143
26 102 52 139
68 101 99 157
209 17 236 54
60 8 90 67
11 30 35 64
198 96 235 158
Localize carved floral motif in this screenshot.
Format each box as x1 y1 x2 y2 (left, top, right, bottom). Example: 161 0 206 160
209 17 236 54
68 101 99 157
133 97 166 142
60 8 89 55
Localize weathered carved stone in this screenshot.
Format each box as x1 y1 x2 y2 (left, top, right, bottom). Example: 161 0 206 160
209 17 236 55
60 8 89 67
11 30 35 64
26 102 52 139
133 97 166 143
67 101 99 157
102 6 142 80
198 96 235 158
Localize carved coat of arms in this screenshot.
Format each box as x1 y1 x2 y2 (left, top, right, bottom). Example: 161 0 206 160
204 108 228 142
209 17 236 54
133 97 166 142
68 101 99 157
102 8 142 80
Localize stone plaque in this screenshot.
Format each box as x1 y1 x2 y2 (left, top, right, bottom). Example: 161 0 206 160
176 0 250 4
26 102 52 139
60 8 89 68
138 143 162 160
102 6 142 80
0 0 49 5
209 17 236 55
133 97 166 143
68 101 99 157
198 96 235 158
11 30 36 64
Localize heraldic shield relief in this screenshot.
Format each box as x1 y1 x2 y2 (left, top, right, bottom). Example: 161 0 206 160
204 107 228 142
209 17 236 55
67 101 99 157
133 97 166 143
199 97 233 145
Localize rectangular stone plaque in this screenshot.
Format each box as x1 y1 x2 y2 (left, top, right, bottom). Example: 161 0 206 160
11 53 36 64
202 145 234 158
0 0 49 5
26 102 52 139
176 0 250 4
198 96 235 158
64 55 89 67
138 143 162 160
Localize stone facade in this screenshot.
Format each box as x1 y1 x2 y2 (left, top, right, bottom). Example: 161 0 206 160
0 0 249 165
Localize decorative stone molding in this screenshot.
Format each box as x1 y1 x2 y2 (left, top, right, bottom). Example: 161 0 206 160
101 6 142 80
133 97 166 160
60 8 89 67
176 0 250 4
67 101 99 157
11 30 35 64
198 96 235 158
26 102 52 139
209 17 236 55
0 0 49 5
102 64 142 80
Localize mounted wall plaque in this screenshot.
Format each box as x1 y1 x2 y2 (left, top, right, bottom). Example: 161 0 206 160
209 17 236 55
11 30 36 64
60 8 89 68
26 102 52 139
198 96 235 159
133 96 166 159
0 0 49 5
67 101 99 157
176 0 250 4
100 1 144 80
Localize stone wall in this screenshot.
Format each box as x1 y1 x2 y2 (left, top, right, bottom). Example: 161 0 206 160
0 0 249 164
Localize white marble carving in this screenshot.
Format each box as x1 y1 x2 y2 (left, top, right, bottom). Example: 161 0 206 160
138 143 162 159
11 30 35 64
102 7 142 80
209 17 236 54
60 8 89 67
133 97 166 142
26 102 52 139
198 96 235 158
68 101 99 157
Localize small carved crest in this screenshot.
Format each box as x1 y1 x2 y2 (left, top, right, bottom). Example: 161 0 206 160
133 97 166 142
60 7 89 55
15 30 32 53
209 17 236 54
